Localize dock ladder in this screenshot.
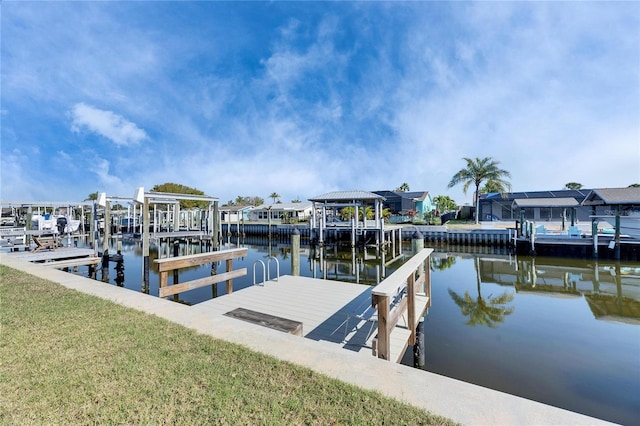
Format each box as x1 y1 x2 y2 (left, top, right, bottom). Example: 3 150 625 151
252 256 280 285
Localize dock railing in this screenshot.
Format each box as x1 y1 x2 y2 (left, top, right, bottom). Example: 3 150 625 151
371 248 433 361
154 247 248 299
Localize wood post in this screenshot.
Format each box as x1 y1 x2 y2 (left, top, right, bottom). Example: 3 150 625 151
226 259 233 294
291 228 300 276
173 241 179 301
142 196 150 293
373 294 391 360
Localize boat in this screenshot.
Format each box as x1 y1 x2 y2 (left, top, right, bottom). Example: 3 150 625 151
31 214 81 234
594 211 640 239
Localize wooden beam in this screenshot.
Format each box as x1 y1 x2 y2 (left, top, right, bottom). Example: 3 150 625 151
224 307 303 336
42 257 101 269
159 268 247 298
155 248 247 272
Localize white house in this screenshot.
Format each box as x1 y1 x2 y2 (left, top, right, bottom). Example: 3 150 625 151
220 205 255 223
248 202 313 223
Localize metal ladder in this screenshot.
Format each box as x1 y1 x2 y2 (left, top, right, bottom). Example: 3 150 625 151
252 256 280 285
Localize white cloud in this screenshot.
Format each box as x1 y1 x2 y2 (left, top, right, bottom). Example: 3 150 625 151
69 103 148 146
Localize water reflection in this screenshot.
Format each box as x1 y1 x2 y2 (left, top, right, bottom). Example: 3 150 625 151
479 256 640 324
426 250 640 425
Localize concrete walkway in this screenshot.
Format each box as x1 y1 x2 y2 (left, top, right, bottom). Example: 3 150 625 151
1 255 615 425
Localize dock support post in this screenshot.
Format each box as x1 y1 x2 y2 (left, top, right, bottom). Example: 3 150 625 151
172 241 179 301
592 219 599 258
291 228 300 276
102 200 111 283
412 231 425 279
26 206 33 248
142 195 150 294
614 210 621 261
212 201 220 251
101 249 110 283
413 317 425 369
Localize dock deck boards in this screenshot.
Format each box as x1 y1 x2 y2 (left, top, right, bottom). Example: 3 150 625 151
191 275 426 362
3 247 99 269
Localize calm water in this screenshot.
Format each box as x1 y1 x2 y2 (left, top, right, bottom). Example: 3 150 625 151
94 238 639 424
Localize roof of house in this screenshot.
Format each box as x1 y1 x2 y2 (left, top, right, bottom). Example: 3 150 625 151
403 191 430 201
582 187 640 205
254 202 312 211
372 190 430 201
512 197 580 208
481 189 592 202
219 205 255 212
308 190 385 202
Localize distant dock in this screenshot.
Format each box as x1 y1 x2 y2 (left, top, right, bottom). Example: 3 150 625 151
3 246 100 270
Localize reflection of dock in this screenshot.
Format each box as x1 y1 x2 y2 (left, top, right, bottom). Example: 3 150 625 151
585 293 640 325
478 256 640 322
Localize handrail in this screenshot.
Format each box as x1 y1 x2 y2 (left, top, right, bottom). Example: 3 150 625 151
154 247 248 299
253 260 266 286
253 256 280 285
371 248 433 361
267 256 280 282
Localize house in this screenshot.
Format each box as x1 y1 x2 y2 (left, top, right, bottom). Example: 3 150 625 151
248 202 313 223
479 189 592 221
372 190 435 223
478 188 640 222
219 205 254 223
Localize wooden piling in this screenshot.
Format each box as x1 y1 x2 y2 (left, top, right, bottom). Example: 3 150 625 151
142 196 150 294
291 228 300 276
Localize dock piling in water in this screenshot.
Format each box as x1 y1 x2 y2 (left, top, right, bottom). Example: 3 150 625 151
291 228 300 276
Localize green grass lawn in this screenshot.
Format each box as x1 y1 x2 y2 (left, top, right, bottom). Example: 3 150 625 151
0 265 455 425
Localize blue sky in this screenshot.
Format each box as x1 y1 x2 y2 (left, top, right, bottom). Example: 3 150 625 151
1 1 639 205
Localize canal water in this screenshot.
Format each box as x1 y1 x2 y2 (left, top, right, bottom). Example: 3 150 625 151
93 238 639 425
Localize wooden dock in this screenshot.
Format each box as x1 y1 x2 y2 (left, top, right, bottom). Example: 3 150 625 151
2 246 100 269
190 274 426 362
168 247 433 363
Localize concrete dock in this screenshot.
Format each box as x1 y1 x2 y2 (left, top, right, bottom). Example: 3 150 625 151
0 254 614 425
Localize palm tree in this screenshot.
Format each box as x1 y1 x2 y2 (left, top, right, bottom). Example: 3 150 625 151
395 183 410 192
481 179 509 194
448 157 511 224
448 257 515 327
269 192 280 204
564 182 583 190
433 195 456 213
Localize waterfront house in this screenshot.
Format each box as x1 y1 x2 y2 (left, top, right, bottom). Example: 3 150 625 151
248 202 313 223
479 189 593 222
372 190 435 223
479 186 640 223
220 205 254 223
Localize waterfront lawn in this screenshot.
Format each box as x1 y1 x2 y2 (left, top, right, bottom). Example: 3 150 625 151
0 265 455 425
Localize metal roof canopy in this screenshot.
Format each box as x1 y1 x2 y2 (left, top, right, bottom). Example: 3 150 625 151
145 191 218 203
512 197 579 208
581 187 640 206
0 200 94 208
308 190 386 203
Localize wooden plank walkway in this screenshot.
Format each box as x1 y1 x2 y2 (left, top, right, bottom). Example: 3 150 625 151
191 275 425 362
3 247 99 269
